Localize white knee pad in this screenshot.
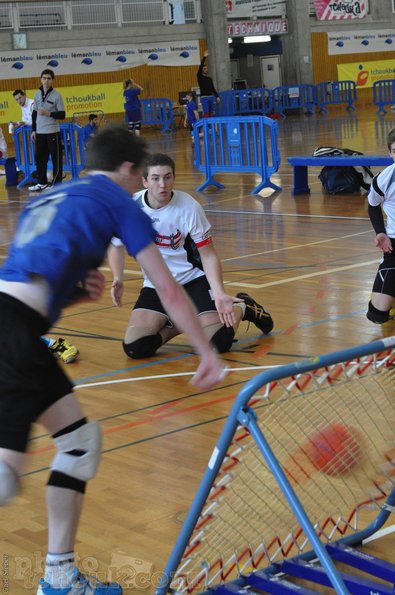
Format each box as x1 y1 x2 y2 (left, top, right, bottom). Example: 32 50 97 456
0 461 19 505
51 421 102 482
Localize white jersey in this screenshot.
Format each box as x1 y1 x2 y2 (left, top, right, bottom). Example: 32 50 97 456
112 189 212 288
368 162 395 238
0 127 7 158
21 98 34 125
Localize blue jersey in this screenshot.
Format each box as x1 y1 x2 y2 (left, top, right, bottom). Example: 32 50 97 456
83 122 97 144
186 100 198 125
0 174 155 325
123 88 141 110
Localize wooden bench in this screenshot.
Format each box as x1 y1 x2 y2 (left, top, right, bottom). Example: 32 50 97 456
287 155 393 195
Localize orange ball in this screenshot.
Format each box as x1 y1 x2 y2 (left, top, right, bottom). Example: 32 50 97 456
306 423 362 477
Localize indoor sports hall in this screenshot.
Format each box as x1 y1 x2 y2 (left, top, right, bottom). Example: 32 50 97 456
0 1 394 593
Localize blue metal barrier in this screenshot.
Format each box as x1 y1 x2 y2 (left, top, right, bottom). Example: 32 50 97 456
315 80 357 113
373 79 395 115
218 88 273 116
193 116 281 195
0 157 18 187
13 123 85 188
272 84 316 117
141 98 174 133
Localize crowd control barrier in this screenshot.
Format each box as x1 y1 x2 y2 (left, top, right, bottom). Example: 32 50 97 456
13 123 86 189
373 79 395 115
271 84 316 117
141 98 173 133
315 80 357 113
218 88 273 116
193 116 281 195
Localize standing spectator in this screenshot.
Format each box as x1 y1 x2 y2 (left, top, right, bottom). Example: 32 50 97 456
29 69 65 192
0 125 225 594
83 113 99 145
197 49 220 117
12 89 34 126
366 126 395 325
184 91 199 142
123 79 143 135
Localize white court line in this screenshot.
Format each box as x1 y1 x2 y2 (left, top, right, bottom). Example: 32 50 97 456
100 231 376 281
75 365 279 389
363 523 395 544
221 230 371 262
225 259 379 289
206 209 370 222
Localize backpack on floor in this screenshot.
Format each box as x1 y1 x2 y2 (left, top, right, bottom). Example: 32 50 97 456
318 165 363 195
313 146 373 194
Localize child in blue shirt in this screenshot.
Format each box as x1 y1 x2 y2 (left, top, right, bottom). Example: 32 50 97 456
184 91 199 142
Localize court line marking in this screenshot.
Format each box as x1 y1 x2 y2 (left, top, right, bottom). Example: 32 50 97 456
205 209 370 222
221 230 372 262
75 365 279 389
225 259 379 289
99 231 376 283
363 524 395 543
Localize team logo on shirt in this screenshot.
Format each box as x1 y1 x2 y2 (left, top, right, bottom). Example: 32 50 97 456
155 229 183 249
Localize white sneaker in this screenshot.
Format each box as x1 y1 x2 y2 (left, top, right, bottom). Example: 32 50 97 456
37 569 122 594
28 183 48 192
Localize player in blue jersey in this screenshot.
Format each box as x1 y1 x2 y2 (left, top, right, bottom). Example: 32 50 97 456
0 125 225 595
123 78 143 135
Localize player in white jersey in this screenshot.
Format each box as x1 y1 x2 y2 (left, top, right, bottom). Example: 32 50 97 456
366 127 395 324
109 153 274 358
12 89 34 126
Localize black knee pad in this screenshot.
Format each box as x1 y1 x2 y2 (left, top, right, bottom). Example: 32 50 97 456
366 301 391 324
123 334 162 359
210 325 235 353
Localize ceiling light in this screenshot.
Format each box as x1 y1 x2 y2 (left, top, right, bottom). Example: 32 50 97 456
243 35 271 43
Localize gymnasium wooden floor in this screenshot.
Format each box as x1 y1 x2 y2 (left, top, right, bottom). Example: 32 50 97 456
0 106 394 593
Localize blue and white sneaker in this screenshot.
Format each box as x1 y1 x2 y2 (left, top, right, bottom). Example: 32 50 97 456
37 570 122 594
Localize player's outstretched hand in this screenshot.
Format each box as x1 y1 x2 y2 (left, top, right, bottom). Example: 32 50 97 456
375 233 393 254
190 350 227 391
215 294 244 327
111 279 124 307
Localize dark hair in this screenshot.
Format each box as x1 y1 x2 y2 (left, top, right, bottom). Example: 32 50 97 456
387 127 395 151
88 113 98 122
123 79 132 89
85 124 149 172
12 89 25 97
143 153 175 179
40 69 55 78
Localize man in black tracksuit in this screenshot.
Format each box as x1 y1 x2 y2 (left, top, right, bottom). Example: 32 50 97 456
29 69 65 192
197 50 220 117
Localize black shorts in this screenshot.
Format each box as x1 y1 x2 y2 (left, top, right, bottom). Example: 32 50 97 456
133 275 217 324
372 240 395 299
0 293 74 452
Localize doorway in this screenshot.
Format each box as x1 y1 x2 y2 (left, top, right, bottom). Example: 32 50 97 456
260 55 281 89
